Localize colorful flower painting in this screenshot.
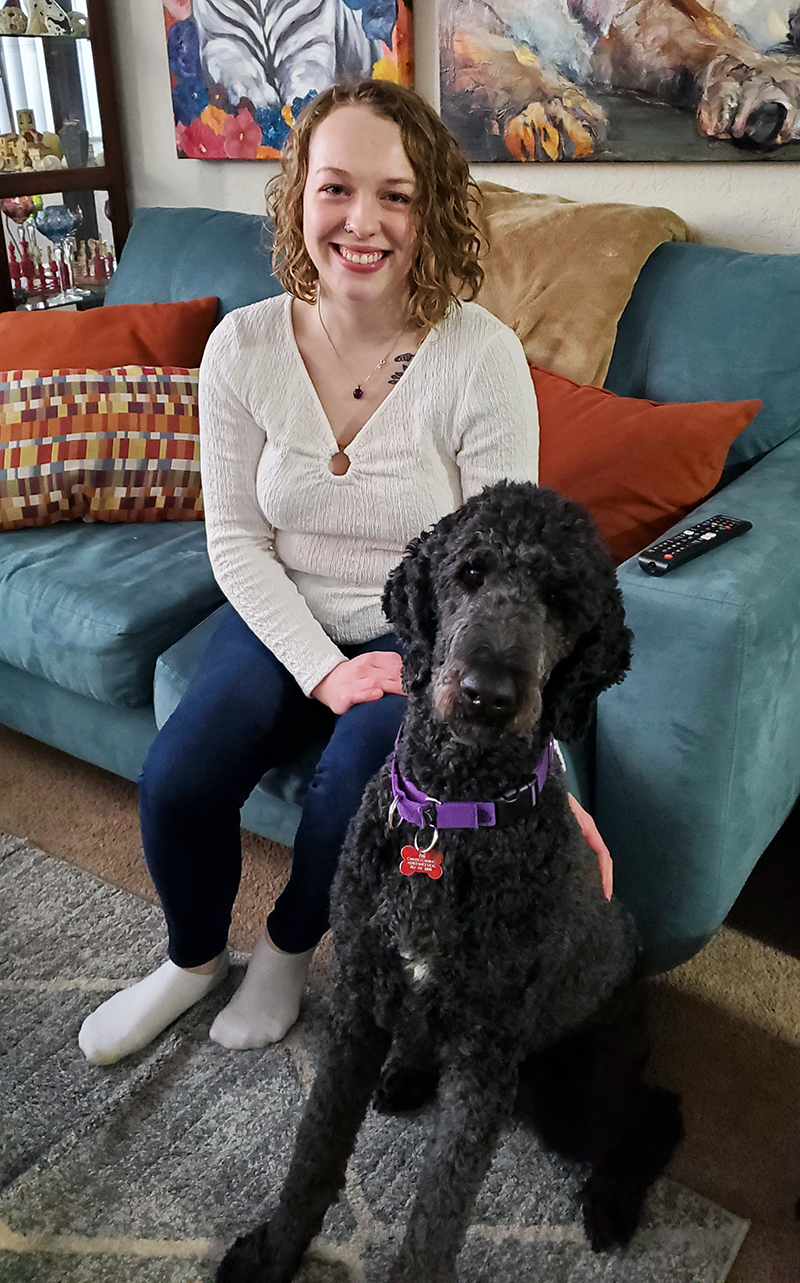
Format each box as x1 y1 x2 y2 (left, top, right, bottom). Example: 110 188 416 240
163 0 413 161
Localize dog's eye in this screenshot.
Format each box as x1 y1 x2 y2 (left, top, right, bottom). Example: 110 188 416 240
460 565 485 590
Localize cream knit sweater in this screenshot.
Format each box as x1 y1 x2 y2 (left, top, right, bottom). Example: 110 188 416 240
199 294 539 696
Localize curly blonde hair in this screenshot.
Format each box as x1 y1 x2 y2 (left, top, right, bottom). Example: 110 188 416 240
265 80 484 330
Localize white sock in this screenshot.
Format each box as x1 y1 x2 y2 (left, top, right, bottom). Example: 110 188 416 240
208 932 314 1050
78 950 230 1065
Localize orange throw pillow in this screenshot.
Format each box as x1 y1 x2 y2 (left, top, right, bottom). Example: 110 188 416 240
0 297 218 370
533 363 762 563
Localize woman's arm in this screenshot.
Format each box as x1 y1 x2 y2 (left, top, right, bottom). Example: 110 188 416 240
454 324 539 499
199 313 347 697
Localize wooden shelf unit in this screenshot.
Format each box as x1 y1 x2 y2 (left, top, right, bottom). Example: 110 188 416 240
0 0 130 312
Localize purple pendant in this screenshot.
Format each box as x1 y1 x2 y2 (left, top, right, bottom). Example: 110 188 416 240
353 387 364 400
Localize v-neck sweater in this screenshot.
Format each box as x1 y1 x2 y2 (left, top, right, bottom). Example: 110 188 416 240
199 293 539 696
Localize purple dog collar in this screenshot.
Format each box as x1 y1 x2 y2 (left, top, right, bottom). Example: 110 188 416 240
389 735 560 832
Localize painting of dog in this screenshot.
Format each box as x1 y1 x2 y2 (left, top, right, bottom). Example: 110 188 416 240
440 0 800 160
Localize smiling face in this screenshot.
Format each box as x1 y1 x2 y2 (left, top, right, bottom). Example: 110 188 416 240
302 104 419 309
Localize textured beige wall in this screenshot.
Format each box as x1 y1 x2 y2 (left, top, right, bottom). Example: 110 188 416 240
109 0 800 252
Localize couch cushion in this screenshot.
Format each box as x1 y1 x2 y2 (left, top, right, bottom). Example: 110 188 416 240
1 367 203 530
0 522 224 707
533 362 761 562
606 241 800 470
0 297 218 369
474 182 696 387
105 208 282 318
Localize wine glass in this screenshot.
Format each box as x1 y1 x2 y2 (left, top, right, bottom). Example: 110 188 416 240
1 196 36 252
34 204 89 305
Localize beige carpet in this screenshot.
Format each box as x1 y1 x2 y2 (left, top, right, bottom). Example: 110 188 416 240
1 724 799 1282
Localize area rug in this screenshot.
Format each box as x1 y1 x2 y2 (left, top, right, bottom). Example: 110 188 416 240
0 833 749 1283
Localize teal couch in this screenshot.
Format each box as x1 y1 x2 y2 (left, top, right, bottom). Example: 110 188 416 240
2 206 799 972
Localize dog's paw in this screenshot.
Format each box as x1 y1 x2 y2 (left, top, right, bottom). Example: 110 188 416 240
580 1170 646 1252
373 1066 439 1114
698 52 800 147
216 1229 274 1283
504 91 607 160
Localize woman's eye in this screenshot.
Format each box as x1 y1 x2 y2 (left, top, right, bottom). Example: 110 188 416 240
322 185 345 196
384 192 410 204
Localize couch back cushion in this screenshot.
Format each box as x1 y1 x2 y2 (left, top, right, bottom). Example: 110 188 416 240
0 296 218 368
0 521 224 708
105 208 281 317
606 241 800 470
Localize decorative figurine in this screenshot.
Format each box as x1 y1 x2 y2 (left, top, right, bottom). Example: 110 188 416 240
7 242 21 290
16 108 37 135
24 0 72 36
2 134 30 171
68 8 88 35
0 2 27 34
73 239 89 286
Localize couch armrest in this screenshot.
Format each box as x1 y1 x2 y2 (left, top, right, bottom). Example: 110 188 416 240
594 431 800 971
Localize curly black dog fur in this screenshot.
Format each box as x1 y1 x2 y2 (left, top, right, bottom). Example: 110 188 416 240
216 482 683 1283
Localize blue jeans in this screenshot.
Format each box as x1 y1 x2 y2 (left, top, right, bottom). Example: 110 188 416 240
139 608 405 965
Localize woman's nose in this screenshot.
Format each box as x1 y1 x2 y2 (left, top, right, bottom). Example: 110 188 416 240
343 195 380 239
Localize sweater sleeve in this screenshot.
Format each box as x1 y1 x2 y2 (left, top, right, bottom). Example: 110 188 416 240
199 312 347 696
454 324 539 500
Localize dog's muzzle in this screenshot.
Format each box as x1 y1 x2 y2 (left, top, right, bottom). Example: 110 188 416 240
457 667 519 722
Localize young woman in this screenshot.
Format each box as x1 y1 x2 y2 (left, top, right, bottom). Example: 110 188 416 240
78 80 609 1066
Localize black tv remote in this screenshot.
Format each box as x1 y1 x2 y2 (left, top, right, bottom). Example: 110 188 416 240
638 515 753 576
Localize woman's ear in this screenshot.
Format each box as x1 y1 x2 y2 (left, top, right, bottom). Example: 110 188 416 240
541 589 632 743
382 528 439 692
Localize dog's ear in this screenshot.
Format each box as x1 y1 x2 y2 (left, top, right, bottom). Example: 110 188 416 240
382 528 440 691
541 583 632 743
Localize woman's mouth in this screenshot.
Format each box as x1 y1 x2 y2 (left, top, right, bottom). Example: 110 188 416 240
333 243 390 268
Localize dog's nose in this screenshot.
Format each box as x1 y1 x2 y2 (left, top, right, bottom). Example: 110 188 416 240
737 101 786 148
459 670 517 719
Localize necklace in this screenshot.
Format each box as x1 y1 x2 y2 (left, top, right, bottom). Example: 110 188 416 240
317 296 410 401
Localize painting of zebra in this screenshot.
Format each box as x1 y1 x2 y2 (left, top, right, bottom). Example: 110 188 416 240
163 0 413 160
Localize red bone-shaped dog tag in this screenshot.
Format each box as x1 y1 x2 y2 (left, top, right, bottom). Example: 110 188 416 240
400 845 443 879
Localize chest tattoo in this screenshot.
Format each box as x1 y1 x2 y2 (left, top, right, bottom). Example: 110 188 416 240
387 352 415 386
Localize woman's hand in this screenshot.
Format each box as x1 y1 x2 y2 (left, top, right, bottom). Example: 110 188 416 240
567 792 613 901
311 651 404 714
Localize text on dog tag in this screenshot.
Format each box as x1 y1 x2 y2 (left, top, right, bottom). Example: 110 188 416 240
400 845 443 879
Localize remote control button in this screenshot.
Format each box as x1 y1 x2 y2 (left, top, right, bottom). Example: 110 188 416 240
700 533 715 540
664 554 673 560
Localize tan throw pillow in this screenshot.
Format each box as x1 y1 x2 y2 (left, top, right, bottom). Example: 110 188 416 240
472 182 697 387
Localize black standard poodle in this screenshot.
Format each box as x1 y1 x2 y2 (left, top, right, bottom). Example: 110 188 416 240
217 481 684 1283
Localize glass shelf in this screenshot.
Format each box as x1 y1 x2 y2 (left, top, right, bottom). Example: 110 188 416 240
0 33 102 169
2 184 116 309
0 34 90 41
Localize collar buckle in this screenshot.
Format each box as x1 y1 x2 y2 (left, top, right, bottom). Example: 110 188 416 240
493 779 537 826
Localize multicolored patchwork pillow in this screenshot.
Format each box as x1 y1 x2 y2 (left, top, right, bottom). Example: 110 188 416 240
0 367 203 530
